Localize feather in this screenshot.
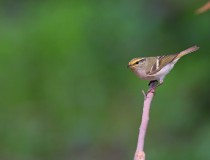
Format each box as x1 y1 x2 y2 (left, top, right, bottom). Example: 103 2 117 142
147 45 199 75
147 54 178 75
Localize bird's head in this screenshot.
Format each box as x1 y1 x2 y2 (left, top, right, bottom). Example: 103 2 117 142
127 57 146 70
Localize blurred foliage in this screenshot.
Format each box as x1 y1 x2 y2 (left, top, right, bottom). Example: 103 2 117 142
0 0 210 160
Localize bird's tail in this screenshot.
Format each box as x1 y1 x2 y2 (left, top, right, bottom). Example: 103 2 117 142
177 45 199 58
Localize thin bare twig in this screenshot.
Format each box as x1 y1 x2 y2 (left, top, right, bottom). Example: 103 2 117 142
196 1 210 14
134 82 157 160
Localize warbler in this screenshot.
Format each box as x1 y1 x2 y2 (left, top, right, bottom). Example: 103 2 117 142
128 45 199 86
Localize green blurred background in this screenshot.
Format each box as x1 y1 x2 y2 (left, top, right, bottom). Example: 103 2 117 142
0 0 210 160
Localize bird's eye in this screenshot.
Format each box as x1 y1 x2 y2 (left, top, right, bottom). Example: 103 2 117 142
135 58 145 64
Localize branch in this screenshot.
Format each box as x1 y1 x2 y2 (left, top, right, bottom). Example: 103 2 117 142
196 1 210 14
134 82 157 160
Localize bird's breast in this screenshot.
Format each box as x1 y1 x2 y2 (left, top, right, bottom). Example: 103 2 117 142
133 68 155 81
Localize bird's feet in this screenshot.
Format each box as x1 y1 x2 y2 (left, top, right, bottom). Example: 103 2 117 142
148 80 159 88
147 80 163 94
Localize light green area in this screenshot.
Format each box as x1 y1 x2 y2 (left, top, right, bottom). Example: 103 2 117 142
0 1 209 160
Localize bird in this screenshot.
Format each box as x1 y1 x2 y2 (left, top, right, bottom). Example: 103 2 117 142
128 45 199 86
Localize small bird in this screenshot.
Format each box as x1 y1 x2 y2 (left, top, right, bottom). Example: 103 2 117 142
128 45 199 86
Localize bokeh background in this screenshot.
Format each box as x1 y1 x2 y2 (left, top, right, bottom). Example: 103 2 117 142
0 0 210 160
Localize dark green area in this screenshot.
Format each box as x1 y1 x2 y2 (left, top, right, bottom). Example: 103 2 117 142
0 1 210 160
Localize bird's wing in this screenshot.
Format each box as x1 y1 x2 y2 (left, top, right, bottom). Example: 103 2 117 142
147 54 178 75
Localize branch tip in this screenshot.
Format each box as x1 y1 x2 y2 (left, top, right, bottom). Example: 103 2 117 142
134 151 145 160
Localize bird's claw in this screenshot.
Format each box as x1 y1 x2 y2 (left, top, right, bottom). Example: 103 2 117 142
148 80 159 88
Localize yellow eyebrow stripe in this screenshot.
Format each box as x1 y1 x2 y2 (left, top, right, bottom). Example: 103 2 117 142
128 58 144 66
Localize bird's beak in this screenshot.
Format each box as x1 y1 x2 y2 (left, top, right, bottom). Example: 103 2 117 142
127 61 133 68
